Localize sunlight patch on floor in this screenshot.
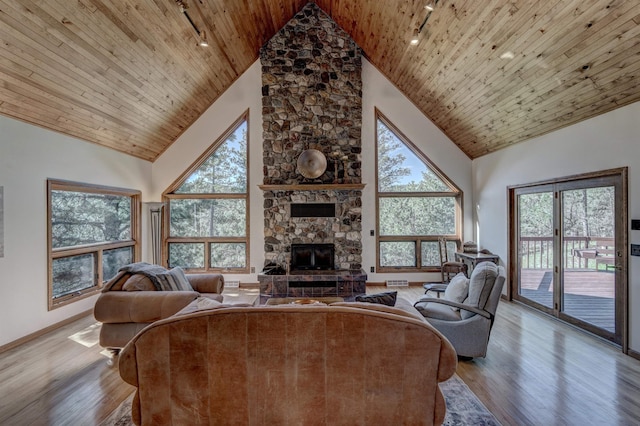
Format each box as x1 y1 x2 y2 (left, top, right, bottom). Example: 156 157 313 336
68 321 101 347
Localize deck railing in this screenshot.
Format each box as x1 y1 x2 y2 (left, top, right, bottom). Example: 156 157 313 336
519 236 614 270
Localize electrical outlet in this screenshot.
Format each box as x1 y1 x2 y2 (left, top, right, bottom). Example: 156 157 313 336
631 244 640 257
370 266 375 273
370 229 375 236
250 266 255 273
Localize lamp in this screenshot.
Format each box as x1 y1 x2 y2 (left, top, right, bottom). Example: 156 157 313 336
425 3 435 11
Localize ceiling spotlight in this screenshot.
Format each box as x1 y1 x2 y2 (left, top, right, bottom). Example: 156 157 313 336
198 30 209 47
410 28 420 45
425 3 435 11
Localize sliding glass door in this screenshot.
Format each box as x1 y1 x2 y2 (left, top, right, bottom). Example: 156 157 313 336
512 169 627 347
517 188 555 311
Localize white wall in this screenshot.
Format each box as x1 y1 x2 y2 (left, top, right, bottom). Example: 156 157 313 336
151 62 264 283
361 60 473 284
472 101 640 352
0 115 152 347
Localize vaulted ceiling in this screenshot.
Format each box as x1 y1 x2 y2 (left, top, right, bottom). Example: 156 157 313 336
1 0 639 161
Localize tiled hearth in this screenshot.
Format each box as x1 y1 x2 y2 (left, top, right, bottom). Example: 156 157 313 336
258 269 367 301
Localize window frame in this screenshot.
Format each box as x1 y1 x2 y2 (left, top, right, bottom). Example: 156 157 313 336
375 109 463 273
47 179 141 310
162 111 250 273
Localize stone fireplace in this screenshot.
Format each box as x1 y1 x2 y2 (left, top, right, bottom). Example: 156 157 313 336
260 3 363 275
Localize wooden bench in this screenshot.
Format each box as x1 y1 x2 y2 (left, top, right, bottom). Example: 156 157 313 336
593 239 615 269
572 238 615 270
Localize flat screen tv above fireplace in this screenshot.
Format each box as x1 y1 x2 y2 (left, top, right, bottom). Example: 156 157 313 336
291 243 335 270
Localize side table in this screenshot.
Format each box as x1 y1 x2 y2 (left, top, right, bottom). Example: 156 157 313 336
454 252 499 274
422 283 448 298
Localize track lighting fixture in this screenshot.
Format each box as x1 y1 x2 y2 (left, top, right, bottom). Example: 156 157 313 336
199 31 209 47
411 0 440 45
177 0 209 48
410 28 420 45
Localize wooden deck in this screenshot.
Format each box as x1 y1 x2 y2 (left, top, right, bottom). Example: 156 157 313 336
519 269 615 333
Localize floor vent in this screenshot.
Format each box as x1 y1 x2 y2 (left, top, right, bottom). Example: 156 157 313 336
385 279 409 287
225 280 240 288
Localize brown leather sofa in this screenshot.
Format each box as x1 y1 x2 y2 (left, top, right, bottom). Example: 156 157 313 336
94 270 224 352
119 298 457 425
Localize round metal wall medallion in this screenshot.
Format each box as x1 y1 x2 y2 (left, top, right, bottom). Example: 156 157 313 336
297 149 327 179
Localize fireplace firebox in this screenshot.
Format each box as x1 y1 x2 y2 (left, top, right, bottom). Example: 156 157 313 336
291 244 335 271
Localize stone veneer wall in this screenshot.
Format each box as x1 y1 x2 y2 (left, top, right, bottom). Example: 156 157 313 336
260 3 363 270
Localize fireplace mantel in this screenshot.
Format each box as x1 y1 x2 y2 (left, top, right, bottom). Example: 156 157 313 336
259 183 365 191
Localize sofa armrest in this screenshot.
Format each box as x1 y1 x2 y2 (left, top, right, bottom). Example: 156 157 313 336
94 291 199 324
392 297 430 321
415 296 491 319
187 273 224 294
119 341 138 387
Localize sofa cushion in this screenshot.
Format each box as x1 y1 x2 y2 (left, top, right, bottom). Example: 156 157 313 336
122 274 156 291
443 273 469 310
355 291 397 306
175 297 224 315
156 267 194 291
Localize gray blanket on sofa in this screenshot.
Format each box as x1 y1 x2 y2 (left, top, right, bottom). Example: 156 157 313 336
118 262 168 291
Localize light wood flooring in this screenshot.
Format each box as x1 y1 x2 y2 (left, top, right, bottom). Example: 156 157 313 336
1 286 639 425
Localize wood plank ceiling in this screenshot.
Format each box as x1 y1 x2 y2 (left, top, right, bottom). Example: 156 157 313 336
0 0 639 161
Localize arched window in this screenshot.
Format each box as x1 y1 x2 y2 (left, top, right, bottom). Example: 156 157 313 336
375 109 462 272
164 112 249 272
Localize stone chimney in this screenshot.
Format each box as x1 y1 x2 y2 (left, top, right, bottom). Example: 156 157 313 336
260 3 363 270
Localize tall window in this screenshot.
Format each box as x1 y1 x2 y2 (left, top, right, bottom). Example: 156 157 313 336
375 110 462 272
48 180 141 309
164 113 249 272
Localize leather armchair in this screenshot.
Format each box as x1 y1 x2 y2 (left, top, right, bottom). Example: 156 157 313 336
413 262 506 358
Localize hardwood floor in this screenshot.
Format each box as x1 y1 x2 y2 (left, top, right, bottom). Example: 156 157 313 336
1 286 639 425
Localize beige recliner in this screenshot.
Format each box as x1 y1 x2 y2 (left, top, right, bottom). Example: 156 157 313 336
414 262 506 358
94 268 224 353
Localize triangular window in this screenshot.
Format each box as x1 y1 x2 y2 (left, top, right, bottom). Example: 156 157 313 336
375 109 461 272
377 119 451 193
164 113 249 272
175 120 247 194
